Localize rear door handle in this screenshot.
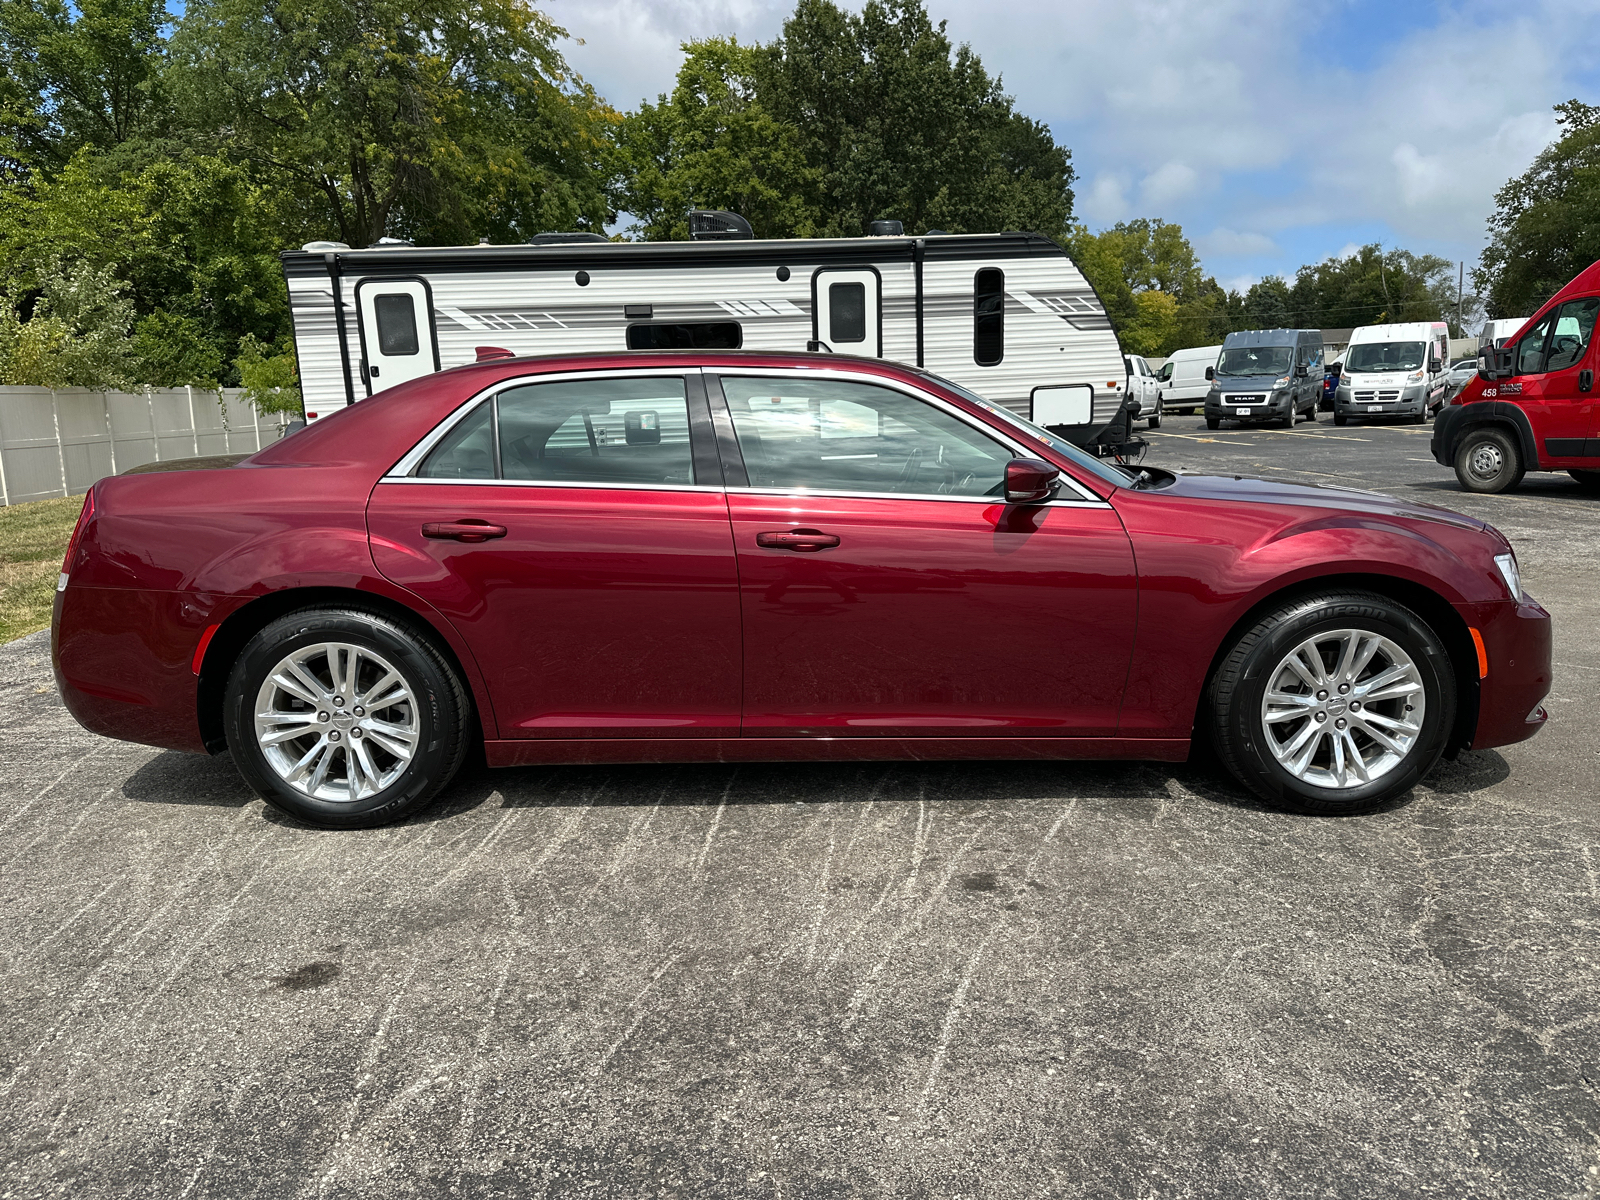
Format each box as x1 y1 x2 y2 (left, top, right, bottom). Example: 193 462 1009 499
423 520 507 543
755 529 840 552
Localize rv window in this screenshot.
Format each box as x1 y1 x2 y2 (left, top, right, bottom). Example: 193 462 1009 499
720 376 1010 497
829 283 867 344
626 322 742 350
497 376 695 486
417 399 495 479
974 269 1004 366
373 293 420 357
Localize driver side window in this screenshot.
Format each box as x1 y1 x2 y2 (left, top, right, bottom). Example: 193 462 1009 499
1543 299 1599 374
1515 314 1554 376
720 377 1014 497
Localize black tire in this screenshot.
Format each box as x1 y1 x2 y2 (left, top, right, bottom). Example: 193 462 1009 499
1333 413 1348 426
1205 417 1220 430
224 607 471 829
1454 426 1523 494
1208 592 1456 816
1148 398 1162 430
1303 405 1318 424
1409 411 1426 424
1568 469 1600 491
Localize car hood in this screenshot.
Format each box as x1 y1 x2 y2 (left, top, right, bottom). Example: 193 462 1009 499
1151 471 1488 532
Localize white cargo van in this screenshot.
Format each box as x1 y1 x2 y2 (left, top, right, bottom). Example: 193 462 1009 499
1332 321 1450 425
1478 317 1528 353
1156 344 1223 414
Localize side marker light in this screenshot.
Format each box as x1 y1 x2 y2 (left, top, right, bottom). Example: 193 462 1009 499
1469 628 1488 679
192 623 221 675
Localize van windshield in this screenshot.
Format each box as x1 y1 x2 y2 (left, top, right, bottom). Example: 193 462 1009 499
1216 346 1293 376
1346 342 1425 373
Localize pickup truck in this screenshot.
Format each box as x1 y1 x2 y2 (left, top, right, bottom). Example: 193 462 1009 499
1433 259 1600 493
1124 355 1162 429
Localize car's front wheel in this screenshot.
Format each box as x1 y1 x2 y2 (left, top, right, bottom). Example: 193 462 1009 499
1208 592 1455 815
1205 416 1220 430
224 608 471 828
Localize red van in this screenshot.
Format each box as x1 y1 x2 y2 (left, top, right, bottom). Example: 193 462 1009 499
1432 259 1600 493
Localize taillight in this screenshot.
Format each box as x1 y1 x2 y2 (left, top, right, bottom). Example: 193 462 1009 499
57 488 96 591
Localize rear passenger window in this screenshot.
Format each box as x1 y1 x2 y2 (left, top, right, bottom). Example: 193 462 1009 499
418 399 495 478
497 377 695 486
974 268 1004 365
829 283 866 343
415 377 696 486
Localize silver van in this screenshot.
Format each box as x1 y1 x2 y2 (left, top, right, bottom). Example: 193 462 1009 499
1204 329 1324 429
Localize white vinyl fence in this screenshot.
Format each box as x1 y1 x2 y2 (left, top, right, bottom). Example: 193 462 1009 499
0 386 293 506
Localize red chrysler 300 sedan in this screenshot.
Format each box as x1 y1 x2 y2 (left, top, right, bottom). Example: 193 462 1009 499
52 352 1551 828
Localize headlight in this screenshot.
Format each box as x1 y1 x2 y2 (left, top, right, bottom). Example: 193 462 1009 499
1408 370 1425 382
1493 552 1521 599
1275 376 1290 387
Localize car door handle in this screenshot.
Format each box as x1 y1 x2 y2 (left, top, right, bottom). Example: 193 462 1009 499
755 529 840 552
422 520 508 543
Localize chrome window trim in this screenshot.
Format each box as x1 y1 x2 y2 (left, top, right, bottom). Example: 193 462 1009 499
385 367 702 479
384 363 1108 506
710 365 1104 504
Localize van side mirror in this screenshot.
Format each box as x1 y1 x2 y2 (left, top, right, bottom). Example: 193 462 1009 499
1004 457 1060 504
1429 356 1442 373
1480 346 1514 381
1295 363 1309 377
1204 366 1215 381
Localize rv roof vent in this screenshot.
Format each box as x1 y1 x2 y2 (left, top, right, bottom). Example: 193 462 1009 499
302 240 350 252
688 210 754 241
527 231 611 245
374 236 413 247
475 346 515 362
868 220 904 236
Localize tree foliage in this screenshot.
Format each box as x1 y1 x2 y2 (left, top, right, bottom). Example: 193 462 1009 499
1477 100 1600 318
612 0 1074 241
0 257 135 386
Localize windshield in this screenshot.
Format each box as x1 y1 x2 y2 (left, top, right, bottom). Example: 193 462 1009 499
921 374 1130 490
1216 345 1293 376
1345 341 1425 373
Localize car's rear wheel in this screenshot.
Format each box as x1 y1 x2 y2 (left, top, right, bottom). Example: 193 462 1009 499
1209 592 1455 815
1568 469 1600 491
224 608 470 828
1148 397 1162 430
1454 427 1523 493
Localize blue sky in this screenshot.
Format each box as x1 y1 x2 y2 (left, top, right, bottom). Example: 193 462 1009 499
545 0 1600 294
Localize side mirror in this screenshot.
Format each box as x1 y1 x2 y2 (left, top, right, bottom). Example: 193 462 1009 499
1204 366 1215 381
1004 457 1060 504
1429 357 1442 373
1295 363 1309 377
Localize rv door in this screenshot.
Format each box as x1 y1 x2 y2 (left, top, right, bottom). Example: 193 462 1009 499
356 280 439 396
813 269 881 357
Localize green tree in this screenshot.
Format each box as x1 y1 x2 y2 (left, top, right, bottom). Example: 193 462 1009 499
171 0 614 248
611 38 822 240
1288 244 1454 329
0 0 171 170
1477 100 1600 318
617 0 1074 241
0 257 135 387
1066 219 1233 355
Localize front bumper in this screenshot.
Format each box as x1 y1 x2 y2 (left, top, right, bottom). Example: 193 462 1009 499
1335 385 1427 418
1205 391 1294 422
1465 593 1553 751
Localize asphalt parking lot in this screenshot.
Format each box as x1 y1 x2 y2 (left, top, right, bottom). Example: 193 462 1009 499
3 416 1598 1199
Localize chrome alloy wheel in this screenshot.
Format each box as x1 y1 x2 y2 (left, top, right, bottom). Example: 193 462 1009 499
253 642 420 803
1259 628 1426 790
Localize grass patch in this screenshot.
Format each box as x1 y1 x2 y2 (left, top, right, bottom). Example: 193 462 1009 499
1 494 85 644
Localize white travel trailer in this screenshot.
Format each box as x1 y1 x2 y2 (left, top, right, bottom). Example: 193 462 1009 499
281 223 1131 446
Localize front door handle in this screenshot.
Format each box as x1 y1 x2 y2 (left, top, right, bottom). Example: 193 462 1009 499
423 520 508 543
755 528 840 552
1581 368 1593 393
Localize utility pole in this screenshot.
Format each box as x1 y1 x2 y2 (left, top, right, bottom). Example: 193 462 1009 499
1456 261 1464 337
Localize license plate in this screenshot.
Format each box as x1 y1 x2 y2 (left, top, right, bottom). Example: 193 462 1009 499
1367 405 1383 412
1236 408 1252 416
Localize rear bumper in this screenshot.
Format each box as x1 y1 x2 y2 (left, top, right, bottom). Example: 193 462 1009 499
1466 594 1553 750
52 585 237 754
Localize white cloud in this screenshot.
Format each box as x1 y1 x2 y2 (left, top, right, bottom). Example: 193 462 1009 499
1140 162 1199 209
1079 172 1131 223
1198 229 1277 258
